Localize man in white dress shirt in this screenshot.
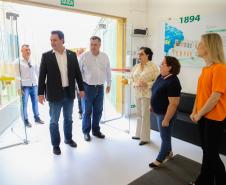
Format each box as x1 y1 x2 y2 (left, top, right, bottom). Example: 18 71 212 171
15 44 44 127
79 36 111 141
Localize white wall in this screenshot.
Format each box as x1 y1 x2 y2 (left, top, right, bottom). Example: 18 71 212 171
147 0 226 93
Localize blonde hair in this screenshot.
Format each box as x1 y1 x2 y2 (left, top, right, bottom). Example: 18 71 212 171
202 33 225 64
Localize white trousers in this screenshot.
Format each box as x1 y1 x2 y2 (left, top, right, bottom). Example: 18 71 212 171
135 97 151 142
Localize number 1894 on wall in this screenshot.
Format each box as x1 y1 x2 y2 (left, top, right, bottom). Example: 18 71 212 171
180 15 200 24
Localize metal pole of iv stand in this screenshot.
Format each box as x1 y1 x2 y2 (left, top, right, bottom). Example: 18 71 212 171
5 12 28 148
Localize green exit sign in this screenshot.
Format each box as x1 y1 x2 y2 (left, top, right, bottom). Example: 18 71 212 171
60 0 75 7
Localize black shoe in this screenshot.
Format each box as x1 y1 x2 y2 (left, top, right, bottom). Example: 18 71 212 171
149 160 162 168
132 136 140 140
93 132 105 139
24 120 32 127
64 140 77 148
53 146 61 155
35 118 44 124
139 141 149 145
84 133 91 141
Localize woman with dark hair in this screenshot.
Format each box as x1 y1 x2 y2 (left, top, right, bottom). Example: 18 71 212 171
131 47 159 145
149 56 181 167
188 33 226 185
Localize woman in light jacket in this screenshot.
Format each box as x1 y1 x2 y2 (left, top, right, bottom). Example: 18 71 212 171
131 47 159 145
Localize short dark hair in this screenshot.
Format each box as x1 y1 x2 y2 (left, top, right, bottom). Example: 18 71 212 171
51 30 64 41
165 56 181 75
90 36 101 42
140 47 153 61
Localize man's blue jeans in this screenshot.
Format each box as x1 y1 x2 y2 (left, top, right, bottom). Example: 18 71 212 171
49 95 74 147
82 83 104 134
153 112 175 161
21 86 39 122
76 91 82 114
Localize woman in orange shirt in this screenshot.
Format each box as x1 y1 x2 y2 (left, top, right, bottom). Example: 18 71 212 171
189 33 226 185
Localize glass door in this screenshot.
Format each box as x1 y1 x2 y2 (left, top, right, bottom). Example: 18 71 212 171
0 1 27 149
94 18 132 133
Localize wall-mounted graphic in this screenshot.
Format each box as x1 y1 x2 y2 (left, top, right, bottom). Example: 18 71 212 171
164 13 226 67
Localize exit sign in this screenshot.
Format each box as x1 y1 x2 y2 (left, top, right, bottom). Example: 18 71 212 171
60 0 74 7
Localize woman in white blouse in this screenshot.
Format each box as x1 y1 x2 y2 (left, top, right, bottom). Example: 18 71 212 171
131 47 159 145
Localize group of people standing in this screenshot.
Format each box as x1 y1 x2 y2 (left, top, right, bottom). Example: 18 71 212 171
130 47 181 169
37 32 111 155
130 33 226 185
16 31 111 155
16 30 226 185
